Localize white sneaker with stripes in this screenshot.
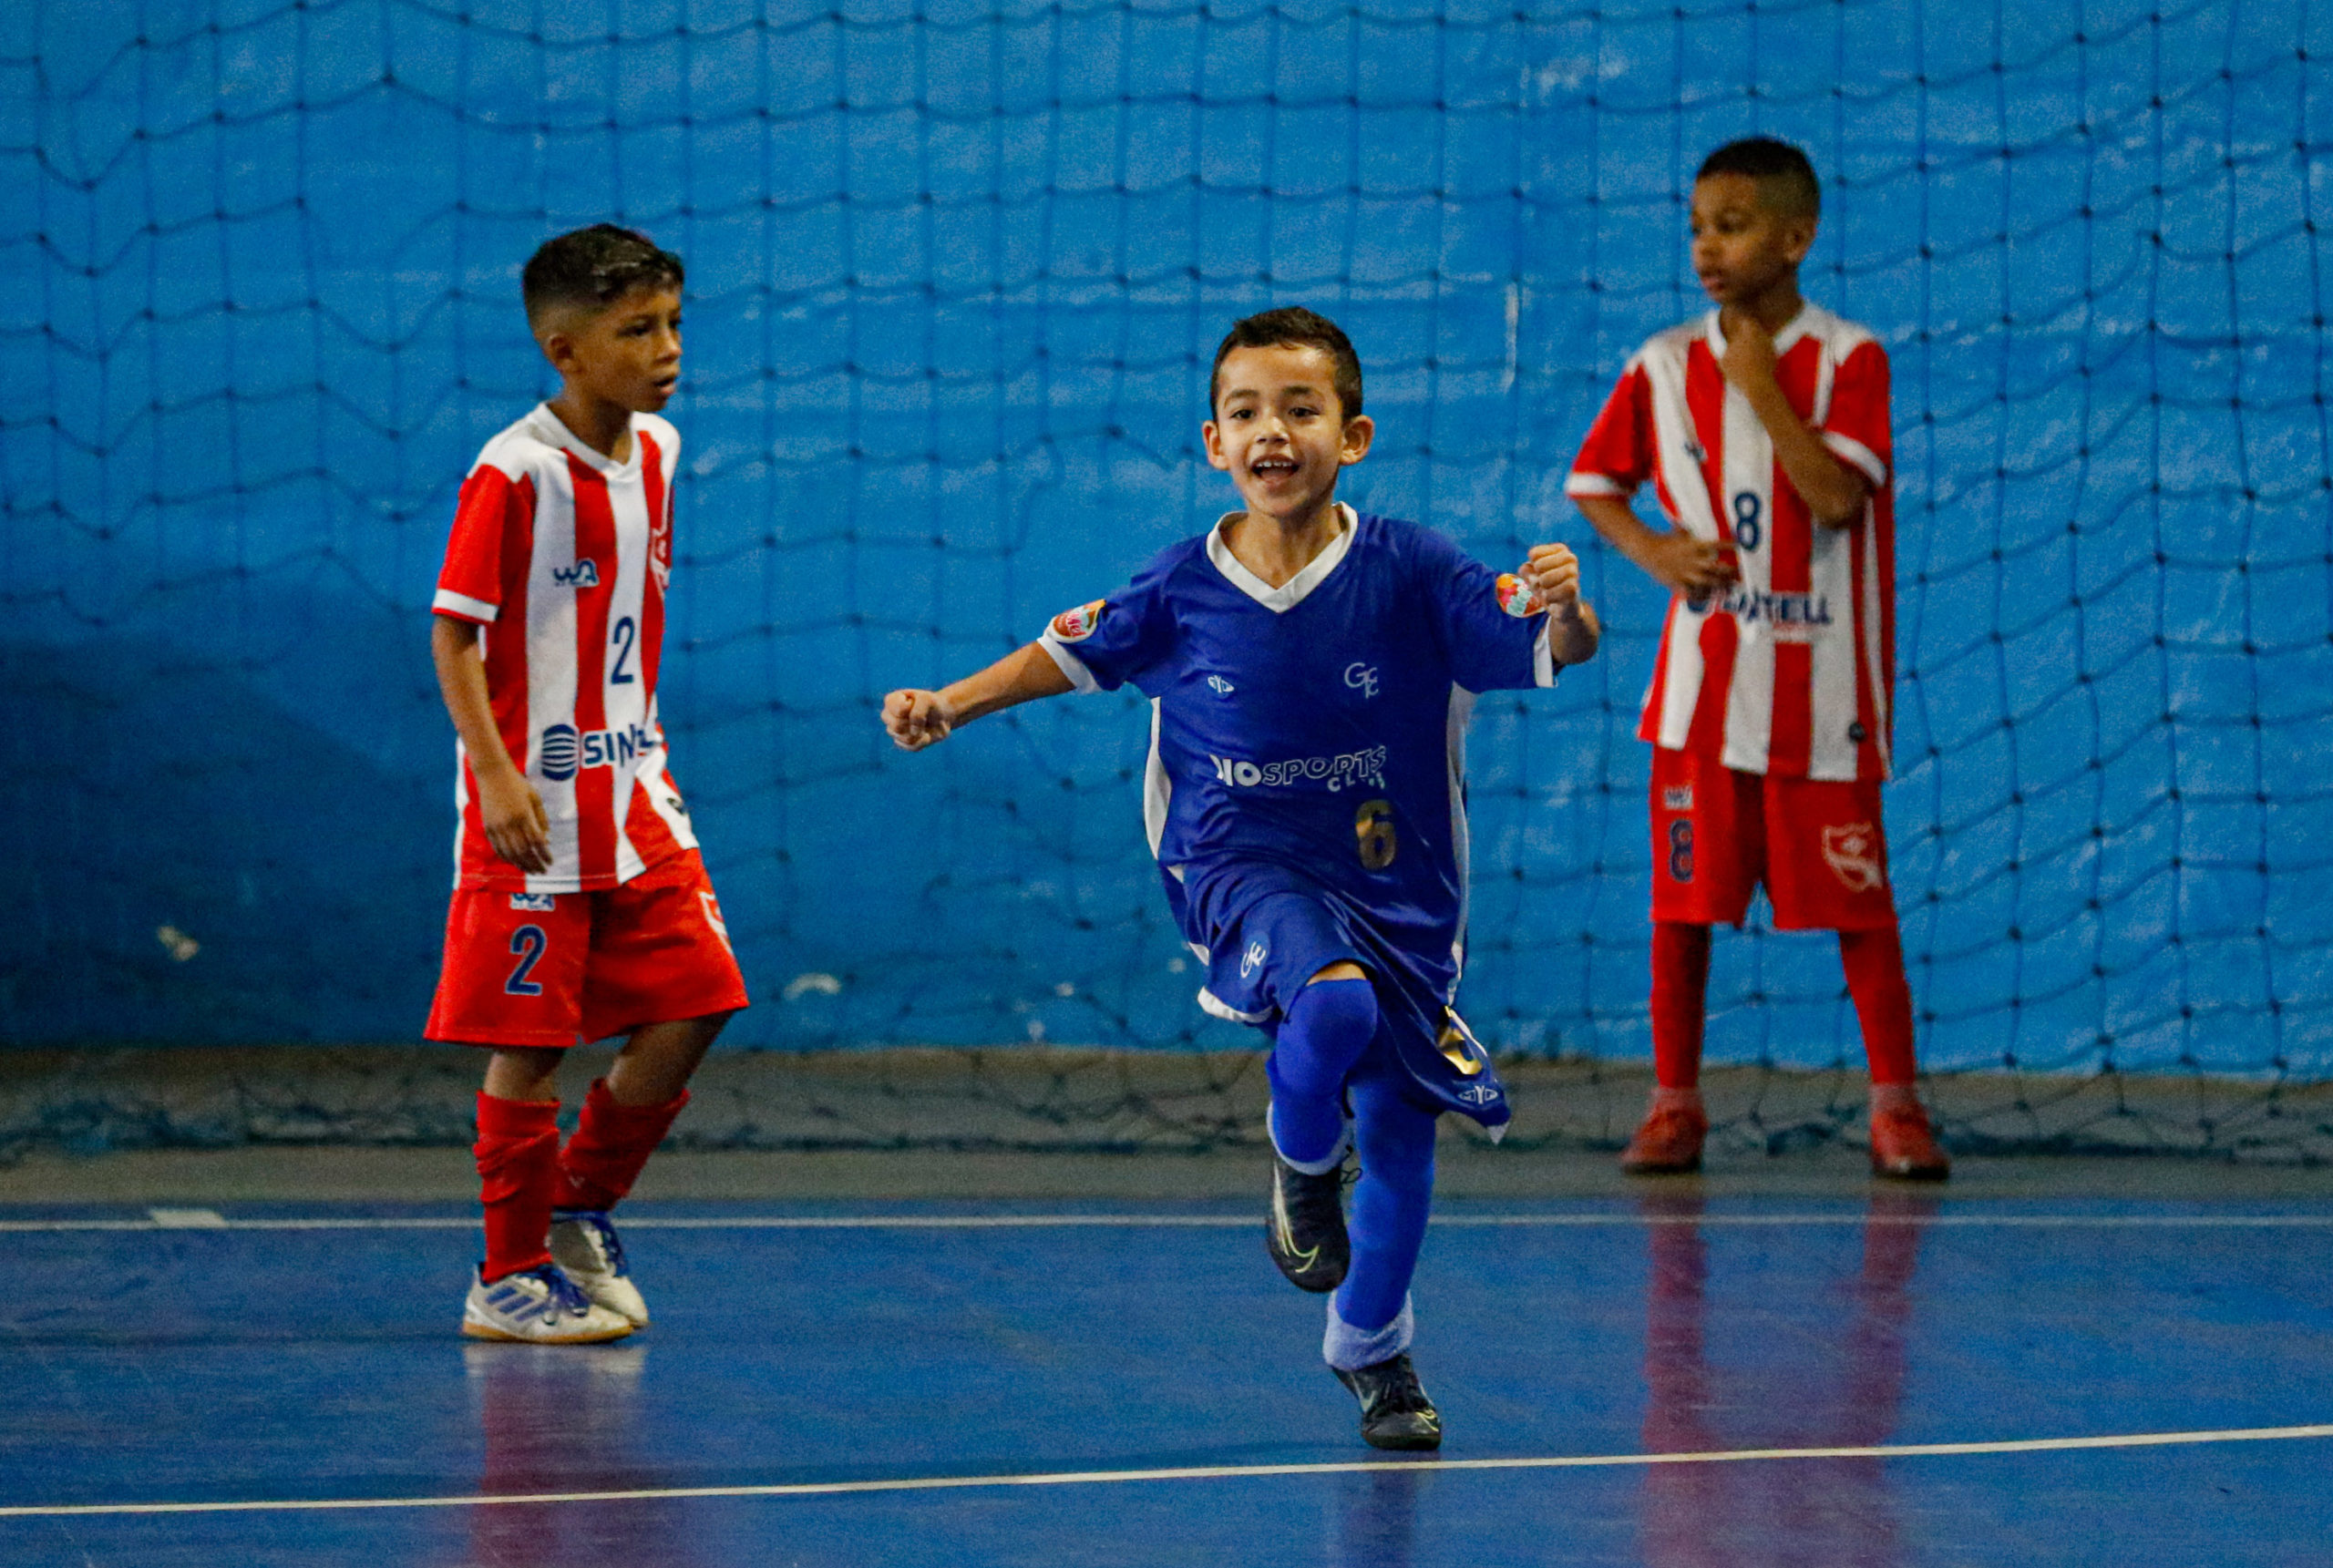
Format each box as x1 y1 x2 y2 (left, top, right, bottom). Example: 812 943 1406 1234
461 1263 635 1344
550 1209 651 1328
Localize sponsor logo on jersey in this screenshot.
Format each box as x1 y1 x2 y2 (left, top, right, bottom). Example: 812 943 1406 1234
536 721 656 784
1207 674 1236 698
1494 573 1545 619
1661 785 1693 811
552 559 601 589
1208 746 1389 794
1821 822 1886 893
1704 588 1835 634
509 892 557 912
1239 940 1268 979
1342 662 1381 699
1050 600 1105 641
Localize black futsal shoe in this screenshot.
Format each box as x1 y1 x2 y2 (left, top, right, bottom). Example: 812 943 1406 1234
1334 1354 1443 1451
1267 1148 1350 1293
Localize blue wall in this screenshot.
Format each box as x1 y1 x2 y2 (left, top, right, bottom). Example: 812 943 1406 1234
3 0 2326 1076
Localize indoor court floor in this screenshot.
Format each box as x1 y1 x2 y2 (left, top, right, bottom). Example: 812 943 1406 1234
2 1175 2329 1565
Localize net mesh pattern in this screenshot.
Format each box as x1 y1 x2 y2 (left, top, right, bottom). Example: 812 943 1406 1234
2 0 2327 1159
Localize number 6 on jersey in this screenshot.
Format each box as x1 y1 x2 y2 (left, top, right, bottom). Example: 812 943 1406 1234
1355 799 1398 871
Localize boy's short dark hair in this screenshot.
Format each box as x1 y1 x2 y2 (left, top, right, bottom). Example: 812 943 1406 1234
1209 306 1364 419
1695 137 1822 220
521 223 685 333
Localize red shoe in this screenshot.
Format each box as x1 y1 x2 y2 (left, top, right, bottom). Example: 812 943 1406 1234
1620 1104 1708 1174
1869 1103 1951 1181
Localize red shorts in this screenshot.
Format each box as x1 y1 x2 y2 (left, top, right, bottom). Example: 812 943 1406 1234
1650 747 1896 931
426 850 750 1049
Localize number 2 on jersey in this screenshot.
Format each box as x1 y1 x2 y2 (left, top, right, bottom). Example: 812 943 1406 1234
1355 799 1398 871
610 616 637 684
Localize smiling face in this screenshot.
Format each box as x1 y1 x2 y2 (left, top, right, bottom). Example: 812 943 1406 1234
1690 171 1815 308
541 285 683 415
1202 343 1373 525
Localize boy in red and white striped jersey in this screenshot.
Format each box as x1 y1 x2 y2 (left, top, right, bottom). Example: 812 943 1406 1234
427 225 749 1342
1567 139 1948 1180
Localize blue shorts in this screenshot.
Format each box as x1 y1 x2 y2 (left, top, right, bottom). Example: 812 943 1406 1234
1177 858 1511 1132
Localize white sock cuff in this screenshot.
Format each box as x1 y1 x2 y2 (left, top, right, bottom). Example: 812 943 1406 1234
1268 1104 1352 1176
1323 1293 1414 1371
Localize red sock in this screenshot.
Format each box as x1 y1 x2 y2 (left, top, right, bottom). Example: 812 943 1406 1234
555 1079 690 1213
1650 922 1712 1090
475 1093 560 1283
1840 923 1918 1087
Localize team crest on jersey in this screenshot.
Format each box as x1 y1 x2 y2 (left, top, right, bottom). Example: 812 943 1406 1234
1494 573 1545 619
649 514 673 594
552 559 601 589
1821 822 1886 893
1051 600 1105 641
509 892 557 912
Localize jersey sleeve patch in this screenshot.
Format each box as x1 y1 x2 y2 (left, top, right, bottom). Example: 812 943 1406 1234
1494 573 1545 619
1050 600 1106 641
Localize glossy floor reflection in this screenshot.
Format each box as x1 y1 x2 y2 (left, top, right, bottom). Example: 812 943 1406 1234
2 1193 2328 1565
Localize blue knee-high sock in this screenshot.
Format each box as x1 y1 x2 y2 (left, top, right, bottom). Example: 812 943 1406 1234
1331 1077 1438 1352
1267 979 1379 1169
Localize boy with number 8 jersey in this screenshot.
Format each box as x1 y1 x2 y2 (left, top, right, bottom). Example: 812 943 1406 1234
884 308 1600 1448
1567 138 1948 1180
427 225 749 1343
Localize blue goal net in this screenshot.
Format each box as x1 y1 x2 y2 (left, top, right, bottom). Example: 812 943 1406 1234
3 0 2328 1153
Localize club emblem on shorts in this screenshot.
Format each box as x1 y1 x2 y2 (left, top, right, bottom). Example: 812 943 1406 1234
1662 785 1693 811
509 892 557 912
1494 573 1545 618
1239 940 1268 979
1051 600 1105 641
698 891 733 951
1436 1010 1487 1079
1822 822 1886 893
1456 1081 1503 1107
1207 674 1236 698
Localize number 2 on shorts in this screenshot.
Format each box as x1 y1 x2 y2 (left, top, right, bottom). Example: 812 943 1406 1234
505 925 549 997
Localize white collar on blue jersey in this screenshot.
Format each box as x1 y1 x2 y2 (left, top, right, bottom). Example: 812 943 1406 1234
529 403 644 476
1205 501 1359 613
1704 302 1820 360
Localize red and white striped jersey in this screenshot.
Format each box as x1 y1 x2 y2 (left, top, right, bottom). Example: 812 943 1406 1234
1567 305 1896 781
432 405 699 893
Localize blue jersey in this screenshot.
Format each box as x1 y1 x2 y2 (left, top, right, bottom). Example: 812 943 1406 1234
1039 507 1559 1119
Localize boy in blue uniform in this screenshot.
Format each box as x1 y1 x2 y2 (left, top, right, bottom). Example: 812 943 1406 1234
883 308 1600 1448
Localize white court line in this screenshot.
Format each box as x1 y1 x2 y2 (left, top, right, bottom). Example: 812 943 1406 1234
3 1423 2328 1520
3 1212 2331 1235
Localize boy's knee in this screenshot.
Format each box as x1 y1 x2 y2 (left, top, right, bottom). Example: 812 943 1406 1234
1272 974 1379 1103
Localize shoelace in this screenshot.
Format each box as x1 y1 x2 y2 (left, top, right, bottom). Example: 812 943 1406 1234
584 1216 628 1276
526 1265 593 1317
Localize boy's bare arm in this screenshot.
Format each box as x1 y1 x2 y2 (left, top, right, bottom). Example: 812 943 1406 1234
1573 493 1740 599
883 641 1075 752
1717 312 1871 528
430 615 553 873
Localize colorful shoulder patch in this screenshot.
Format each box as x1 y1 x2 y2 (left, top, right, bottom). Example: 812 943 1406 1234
1495 573 1546 619
1050 600 1106 641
